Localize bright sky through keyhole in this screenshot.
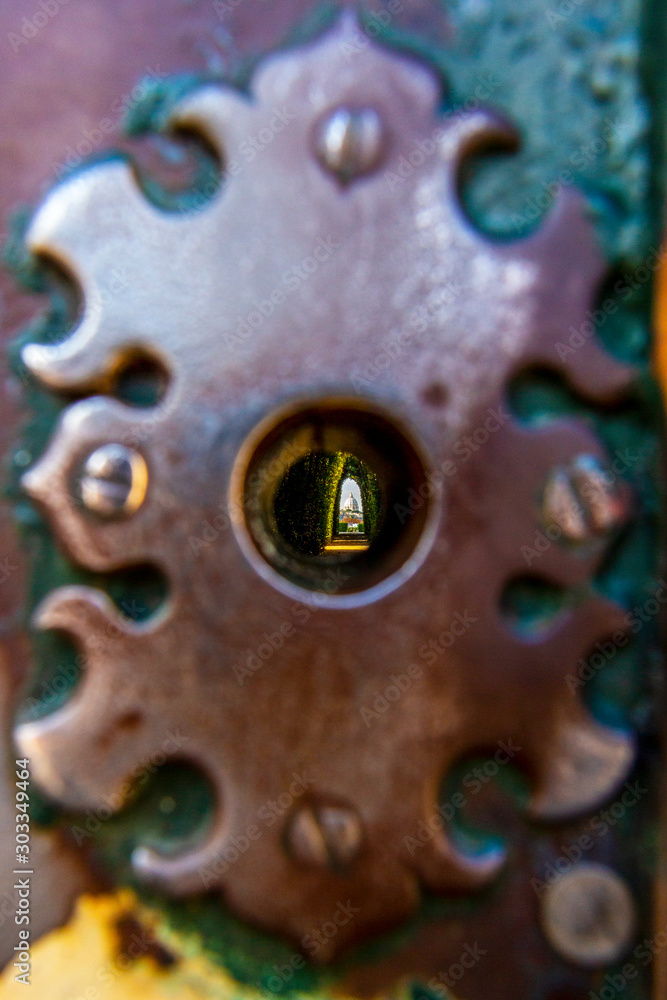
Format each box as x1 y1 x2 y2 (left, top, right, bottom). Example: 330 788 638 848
339 477 362 512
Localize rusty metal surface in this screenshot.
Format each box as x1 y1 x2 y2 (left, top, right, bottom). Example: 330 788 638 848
11 16 640 963
0 0 308 960
0 0 323 636
0 655 94 969
0 0 455 976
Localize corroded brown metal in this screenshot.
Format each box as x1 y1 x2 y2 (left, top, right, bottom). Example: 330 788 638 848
0 655 95 970
0 0 323 967
13 15 637 962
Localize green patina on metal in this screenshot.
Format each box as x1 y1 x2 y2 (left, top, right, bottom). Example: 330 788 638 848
4 0 665 995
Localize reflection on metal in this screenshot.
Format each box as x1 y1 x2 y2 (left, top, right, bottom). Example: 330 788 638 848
286 801 364 871
540 863 636 967
16 15 639 960
77 444 148 518
542 454 627 543
313 106 386 184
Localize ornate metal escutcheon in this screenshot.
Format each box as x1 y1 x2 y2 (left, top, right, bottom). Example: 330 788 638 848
2 6 665 1000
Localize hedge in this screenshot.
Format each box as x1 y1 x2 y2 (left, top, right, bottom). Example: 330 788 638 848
273 451 380 556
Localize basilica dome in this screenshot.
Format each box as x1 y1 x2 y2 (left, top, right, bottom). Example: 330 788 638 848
342 492 360 513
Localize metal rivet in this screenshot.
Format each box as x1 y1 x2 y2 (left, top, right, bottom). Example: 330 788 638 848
80 444 148 517
542 467 588 541
540 862 636 967
570 454 626 532
314 107 385 183
287 802 363 871
543 455 626 542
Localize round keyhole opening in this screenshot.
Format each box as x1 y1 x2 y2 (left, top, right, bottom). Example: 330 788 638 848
232 399 437 604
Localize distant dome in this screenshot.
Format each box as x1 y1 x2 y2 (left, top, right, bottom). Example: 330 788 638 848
343 491 360 512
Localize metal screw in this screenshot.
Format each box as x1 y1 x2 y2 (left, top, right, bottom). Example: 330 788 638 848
80 444 148 517
287 802 363 871
542 454 626 542
540 862 636 967
570 454 626 532
314 107 385 184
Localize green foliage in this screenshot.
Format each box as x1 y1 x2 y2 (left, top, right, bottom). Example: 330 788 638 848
337 522 348 533
333 455 381 541
273 451 381 555
273 451 346 556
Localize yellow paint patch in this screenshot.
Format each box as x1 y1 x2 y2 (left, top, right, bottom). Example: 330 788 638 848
0 891 365 1000
0 891 258 999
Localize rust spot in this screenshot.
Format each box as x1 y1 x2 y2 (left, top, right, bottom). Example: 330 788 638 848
114 911 178 969
420 382 449 408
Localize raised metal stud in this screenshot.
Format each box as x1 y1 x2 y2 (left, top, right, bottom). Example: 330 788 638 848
570 454 626 532
540 862 636 967
314 107 385 183
79 444 148 517
287 801 363 871
543 455 626 542
542 467 588 541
